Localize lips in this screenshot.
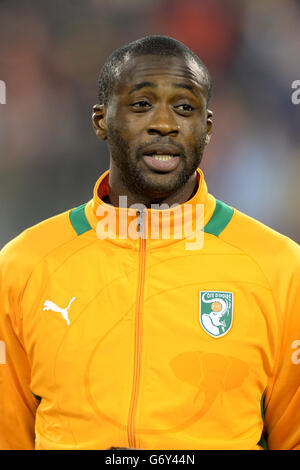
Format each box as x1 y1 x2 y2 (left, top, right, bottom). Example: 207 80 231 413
142 143 181 157
142 143 181 173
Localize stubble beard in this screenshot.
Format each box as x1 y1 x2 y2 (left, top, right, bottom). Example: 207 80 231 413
106 123 206 201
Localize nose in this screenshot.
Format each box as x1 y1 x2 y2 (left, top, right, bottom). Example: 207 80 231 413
147 105 179 137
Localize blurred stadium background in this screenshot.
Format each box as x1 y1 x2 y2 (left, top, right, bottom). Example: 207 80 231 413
0 0 299 248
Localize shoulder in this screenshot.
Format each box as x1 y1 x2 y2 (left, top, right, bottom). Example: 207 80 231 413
0 207 85 290
221 205 300 259
219 203 300 287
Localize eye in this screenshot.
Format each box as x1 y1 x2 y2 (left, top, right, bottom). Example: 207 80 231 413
175 103 195 113
130 100 152 111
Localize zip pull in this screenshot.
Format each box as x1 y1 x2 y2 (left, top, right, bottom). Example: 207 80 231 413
136 208 145 237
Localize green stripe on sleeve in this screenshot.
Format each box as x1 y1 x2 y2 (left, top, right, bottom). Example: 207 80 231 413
69 203 92 236
257 391 268 450
203 199 234 237
32 392 41 402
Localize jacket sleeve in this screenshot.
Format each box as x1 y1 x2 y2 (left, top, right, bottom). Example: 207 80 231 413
263 238 300 450
0 239 38 450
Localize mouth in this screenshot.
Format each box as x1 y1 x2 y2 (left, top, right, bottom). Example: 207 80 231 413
141 144 181 173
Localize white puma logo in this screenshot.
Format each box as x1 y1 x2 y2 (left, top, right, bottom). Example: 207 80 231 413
43 297 76 325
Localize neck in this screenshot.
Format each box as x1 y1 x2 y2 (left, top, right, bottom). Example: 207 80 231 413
107 166 199 208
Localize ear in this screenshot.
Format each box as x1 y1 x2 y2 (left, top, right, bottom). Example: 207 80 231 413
92 104 107 141
205 109 213 145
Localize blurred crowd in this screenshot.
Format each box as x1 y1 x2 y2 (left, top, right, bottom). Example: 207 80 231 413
0 0 299 247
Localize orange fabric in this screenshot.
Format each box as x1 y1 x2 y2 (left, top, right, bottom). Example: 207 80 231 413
0 169 299 449
86 169 216 246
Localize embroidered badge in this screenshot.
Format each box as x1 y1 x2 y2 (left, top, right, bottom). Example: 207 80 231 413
199 291 233 338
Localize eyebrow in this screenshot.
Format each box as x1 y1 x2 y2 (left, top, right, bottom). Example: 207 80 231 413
128 81 157 94
128 81 201 98
172 83 200 98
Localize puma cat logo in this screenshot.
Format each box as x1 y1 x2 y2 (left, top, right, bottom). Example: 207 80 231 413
43 297 76 325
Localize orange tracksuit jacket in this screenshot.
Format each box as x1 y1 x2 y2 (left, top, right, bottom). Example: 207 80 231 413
0 168 299 450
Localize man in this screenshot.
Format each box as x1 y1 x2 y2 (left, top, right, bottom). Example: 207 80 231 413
0 36 299 450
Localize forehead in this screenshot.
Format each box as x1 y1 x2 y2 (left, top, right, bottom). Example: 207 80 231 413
114 54 208 96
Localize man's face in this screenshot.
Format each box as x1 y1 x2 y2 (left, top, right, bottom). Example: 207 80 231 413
96 54 212 199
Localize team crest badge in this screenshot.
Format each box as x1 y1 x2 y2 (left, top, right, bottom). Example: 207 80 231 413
199 291 233 338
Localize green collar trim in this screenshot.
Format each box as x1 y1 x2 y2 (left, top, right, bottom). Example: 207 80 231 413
203 199 234 237
69 199 234 238
69 203 92 236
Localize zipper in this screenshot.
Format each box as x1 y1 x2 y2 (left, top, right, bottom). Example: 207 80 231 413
127 208 146 448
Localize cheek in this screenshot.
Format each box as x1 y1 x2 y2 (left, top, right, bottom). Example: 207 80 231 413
182 118 205 137
107 105 129 134
107 113 128 141
111 113 144 140
184 128 206 151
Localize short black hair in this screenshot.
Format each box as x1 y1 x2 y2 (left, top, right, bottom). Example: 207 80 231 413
98 35 212 107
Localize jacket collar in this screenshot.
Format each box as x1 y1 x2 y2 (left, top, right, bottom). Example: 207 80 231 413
85 168 216 248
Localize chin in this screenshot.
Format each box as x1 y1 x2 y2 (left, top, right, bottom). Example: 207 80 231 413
134 171 189 199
